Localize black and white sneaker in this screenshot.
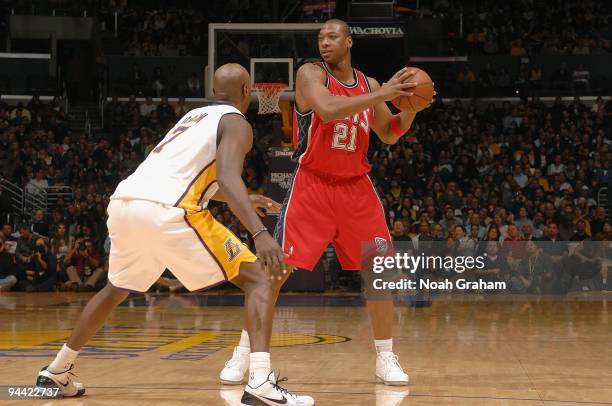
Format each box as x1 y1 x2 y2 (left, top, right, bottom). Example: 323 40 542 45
241 370 314 406
36 365 85 397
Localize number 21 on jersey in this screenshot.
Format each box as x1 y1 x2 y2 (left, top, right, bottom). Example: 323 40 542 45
331 111 369 152
331 123 357 152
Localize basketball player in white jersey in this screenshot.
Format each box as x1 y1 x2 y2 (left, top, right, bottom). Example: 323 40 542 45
35 64 314 406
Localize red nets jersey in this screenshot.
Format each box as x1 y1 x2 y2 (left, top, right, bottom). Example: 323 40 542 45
292 61 373 178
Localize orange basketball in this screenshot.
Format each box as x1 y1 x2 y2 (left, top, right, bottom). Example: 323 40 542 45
392 67 434 112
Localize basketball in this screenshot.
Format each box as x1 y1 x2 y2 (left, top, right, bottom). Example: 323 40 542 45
392 67 435 112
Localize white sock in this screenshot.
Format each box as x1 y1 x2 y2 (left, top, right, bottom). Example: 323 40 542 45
238 329 250 350
375 338 393 354
249 352 271 387
48 344 79 373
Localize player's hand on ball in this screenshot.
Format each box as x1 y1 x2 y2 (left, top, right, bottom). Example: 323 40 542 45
379 67 418 102
254 232 287 280
249 194 281 217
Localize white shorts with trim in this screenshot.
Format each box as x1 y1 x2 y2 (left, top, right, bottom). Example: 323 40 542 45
107 199 256 292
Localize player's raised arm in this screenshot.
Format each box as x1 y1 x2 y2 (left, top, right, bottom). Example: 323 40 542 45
297 64 416 122
367 76 435 145
216 113 286 275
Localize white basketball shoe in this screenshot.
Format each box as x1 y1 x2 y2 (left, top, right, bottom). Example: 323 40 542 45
241 370 315 406
220 346 250 385
375 352 410 386
36 365 86 397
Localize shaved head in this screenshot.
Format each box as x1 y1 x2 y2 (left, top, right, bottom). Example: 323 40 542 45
213 63 251 113
322 19 351 37
318 19 353 64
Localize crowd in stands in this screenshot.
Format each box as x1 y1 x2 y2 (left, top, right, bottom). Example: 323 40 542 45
442 61 607 98
2 0 611 57
110 0 288 57
371 94 612 293
427 0 612 56
0 93 268 292
106 0 612 57
1 86 612 293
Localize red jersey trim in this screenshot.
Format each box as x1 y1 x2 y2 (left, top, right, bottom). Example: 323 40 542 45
319 61 360 89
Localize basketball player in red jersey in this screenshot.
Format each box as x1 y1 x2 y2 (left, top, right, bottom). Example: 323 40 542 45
221 19 433 390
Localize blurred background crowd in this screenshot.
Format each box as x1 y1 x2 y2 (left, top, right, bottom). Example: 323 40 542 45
0 0 611 294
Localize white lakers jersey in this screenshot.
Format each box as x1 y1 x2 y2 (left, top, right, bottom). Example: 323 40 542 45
111 104 242 212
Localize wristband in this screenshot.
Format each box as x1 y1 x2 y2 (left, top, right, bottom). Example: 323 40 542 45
390 114 407 137
252 227 268 239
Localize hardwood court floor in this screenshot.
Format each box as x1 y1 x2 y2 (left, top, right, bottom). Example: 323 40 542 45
0 291 610 405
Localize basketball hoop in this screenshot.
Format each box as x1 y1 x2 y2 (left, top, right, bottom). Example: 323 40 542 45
253 83 287 115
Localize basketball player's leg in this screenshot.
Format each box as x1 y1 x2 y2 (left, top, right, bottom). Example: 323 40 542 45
36 200 164 396
35 282 131 396
220 167 336 384
333 175 409 385
230 262 291 349
231 263 317 406
219 264 293 385
66 283 129 350
173 209 313 404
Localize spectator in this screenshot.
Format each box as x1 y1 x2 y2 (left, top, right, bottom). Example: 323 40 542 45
174 97 188 117
540 223 567 270
501 223 526 266
26 168 49 194
186 73 201 96
453 225 475 256
569 219 590 241
31 209 50 238
521 223 537 241
440 206 463 236
140 96 157 118
0 236 17 290
15 224 36 263
485 224 501 241
512 164 528 189
62 238 104 291
477 241 510 286
547 155 565 176
157 96 176 126
411 221 431 253
590 207 607 236
10 102 32 122
514 207 533 231
510 240 554 293
50 223 73 261
568 240 603 290
466 213 486 240
390 219 409 242
16 238 57 292
1 223 15 242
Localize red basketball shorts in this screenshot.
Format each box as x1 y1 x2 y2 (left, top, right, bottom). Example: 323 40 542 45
274 167 392 271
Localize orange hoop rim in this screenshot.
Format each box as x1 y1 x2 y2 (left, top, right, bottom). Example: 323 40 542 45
253 82 288 95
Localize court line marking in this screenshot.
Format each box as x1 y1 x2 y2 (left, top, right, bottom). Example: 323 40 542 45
81 385 612 404
505 338 545 403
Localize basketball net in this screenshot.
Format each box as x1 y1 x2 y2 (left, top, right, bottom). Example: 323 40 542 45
253 83 287 114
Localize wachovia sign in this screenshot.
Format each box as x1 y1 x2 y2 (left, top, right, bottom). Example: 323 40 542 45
349 24 405 39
